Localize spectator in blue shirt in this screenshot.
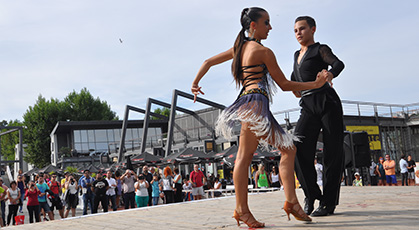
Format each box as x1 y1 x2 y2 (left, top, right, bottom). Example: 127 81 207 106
36 174 54 221
80 170 95 215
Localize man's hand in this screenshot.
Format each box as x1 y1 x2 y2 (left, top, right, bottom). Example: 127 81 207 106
317 69 334 87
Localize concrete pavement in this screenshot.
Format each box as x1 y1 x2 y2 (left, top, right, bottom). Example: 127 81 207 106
4 186 419 229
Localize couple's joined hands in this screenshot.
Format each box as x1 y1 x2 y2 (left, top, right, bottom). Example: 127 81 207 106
293 69 334 98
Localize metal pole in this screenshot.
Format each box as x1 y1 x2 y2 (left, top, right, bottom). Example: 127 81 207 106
165 90 178 157
140 98 152 153
118 106 130 163
19 128 23 170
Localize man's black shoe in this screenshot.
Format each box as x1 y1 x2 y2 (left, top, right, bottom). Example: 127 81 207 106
304 198 314 215
311 205 332 217
328 206 336 215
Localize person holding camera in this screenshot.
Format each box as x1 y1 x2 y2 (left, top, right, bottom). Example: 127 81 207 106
121 169 137 209
25 181 41 223
80 170 95 215
134 174 149 208
64 175 78 218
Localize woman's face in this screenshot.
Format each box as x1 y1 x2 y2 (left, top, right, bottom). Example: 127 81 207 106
252 11 272 40
11 183 16 189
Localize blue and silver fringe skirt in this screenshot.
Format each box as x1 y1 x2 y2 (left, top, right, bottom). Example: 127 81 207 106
215 88 298 149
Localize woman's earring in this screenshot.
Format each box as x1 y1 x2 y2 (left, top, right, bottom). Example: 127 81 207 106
250 29 256 40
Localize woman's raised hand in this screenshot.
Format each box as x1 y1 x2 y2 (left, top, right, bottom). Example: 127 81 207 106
191 84 204 103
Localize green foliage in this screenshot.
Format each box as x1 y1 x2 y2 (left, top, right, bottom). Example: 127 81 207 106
151 107 171 120
23 88 118 168
59 147 72 158
23 96 67 168
65 166 78 174
0 120 25 162
64 88 118 121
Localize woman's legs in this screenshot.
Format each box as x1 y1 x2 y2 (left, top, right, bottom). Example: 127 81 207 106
278 147 298 204
27 205 34 223
234 123 259 214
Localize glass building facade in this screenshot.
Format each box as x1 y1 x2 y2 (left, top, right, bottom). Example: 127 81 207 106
72 127 162 154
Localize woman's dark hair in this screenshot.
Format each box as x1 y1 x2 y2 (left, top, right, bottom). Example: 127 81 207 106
295 16 316 28
232 7 267 86
174 168 179 174
10 181 17 186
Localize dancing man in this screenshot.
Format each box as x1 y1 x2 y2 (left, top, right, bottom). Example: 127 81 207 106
291 16 345 216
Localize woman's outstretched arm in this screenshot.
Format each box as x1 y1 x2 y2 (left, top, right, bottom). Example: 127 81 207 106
192 48 234 102
261 48 327 91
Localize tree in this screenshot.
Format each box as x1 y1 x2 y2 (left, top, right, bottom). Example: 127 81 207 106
0 120 25 162
64 88 118 121
23 96 68 168
64 166 78 174
151 107 171 120
23 88 118 168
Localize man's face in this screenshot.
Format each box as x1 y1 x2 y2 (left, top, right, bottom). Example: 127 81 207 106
150 167 155 173
143 166 148 173
385 155 390 161
84 171 90 178
107 171 112 178
51 175 57 182
294 20 315 45
194 165 199 171
38 176 44 183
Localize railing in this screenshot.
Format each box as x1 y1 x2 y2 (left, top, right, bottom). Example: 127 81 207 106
273 101 419 124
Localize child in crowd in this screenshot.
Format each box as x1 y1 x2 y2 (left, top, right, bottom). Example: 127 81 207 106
151 175 160 206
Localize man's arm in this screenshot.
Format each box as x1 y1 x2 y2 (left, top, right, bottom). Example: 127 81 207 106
389 161 396 169
319 45 345 79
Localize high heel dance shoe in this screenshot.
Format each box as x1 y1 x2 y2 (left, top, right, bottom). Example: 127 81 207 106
283 201 312 222
233 210 265 228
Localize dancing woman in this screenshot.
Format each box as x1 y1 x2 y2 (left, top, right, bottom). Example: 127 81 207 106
191 7 328 228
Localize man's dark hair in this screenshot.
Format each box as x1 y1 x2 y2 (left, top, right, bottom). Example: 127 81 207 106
295 16 316 28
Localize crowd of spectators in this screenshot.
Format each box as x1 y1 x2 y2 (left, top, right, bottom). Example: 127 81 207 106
0 164 224 226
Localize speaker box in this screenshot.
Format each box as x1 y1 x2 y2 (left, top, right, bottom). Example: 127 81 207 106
344 131 371 168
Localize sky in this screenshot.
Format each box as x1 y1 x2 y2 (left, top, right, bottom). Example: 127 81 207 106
1 0 418 122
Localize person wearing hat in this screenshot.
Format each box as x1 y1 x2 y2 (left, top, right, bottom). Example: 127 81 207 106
352 172 363 186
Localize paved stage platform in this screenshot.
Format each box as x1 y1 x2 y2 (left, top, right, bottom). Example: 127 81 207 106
5 186 419 229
